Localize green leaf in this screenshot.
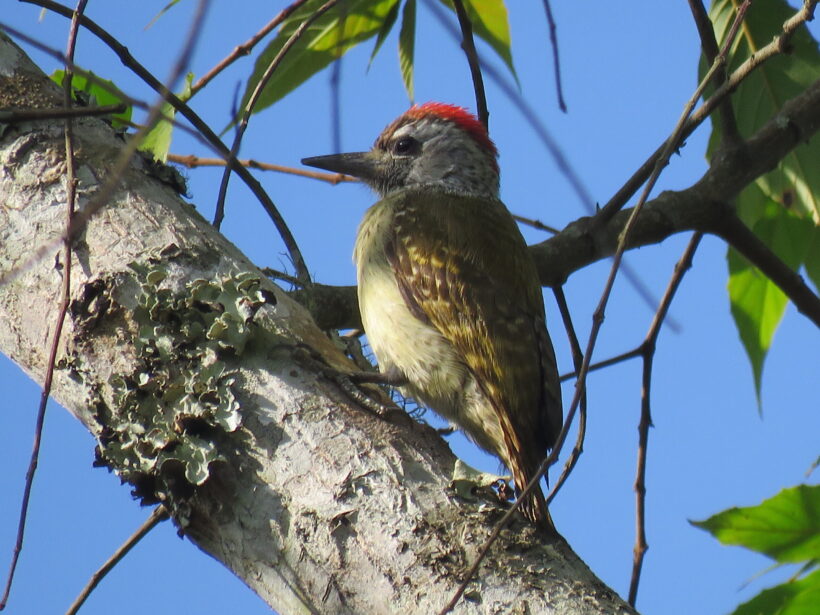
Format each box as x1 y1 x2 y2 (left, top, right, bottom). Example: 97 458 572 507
50 69 132 128
704 0 820 399
731 568 820 615
398 0 417 100
439 0 516 80
691 484 820 564
140 72 193 162
727 199 813 401
241 0 397 115
368 0 401 68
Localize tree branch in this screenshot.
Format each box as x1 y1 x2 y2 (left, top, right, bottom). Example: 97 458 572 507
597 0 816 223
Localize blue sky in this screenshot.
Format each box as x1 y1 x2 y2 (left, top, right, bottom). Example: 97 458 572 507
1 2 818 614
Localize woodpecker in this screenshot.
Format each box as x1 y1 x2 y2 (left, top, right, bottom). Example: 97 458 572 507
303 103 562 531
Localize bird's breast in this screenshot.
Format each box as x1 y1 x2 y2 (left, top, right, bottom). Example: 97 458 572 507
353 202 468 415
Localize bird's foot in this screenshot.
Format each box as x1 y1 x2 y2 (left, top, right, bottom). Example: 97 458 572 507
290 343 401 416
346 366 408 387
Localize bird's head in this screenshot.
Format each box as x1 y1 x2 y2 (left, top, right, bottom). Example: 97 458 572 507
302 102 499 199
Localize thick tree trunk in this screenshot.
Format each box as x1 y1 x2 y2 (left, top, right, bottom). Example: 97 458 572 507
0 33 638 614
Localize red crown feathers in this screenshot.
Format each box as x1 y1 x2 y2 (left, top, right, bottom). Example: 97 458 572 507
405 102 497 159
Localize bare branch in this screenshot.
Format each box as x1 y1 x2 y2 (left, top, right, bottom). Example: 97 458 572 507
598 0 815 223
0 103 127 122
450 0 489 128
628 232 703 606
541 0 567 112
167 153 356 183
189 0 311 96
559 346 643 382
686 0 742 146
512 213 560 235
546 286 586 506
65 507 169 615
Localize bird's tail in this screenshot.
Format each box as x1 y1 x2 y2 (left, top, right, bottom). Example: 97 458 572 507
514 467 557 534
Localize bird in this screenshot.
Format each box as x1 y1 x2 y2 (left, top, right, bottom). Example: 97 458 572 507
302 102 563 531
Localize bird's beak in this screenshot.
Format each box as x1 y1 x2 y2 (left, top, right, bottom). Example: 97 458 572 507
301 151 382 183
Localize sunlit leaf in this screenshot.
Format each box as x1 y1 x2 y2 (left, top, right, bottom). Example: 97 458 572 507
368 0 401 68
727 198 813 402
50 69 132 128
692 484 820 563
731 568 820 615
703 0 820 399
141 72 193 162
439 0 516 80
398 0 416 100
241 0 397 115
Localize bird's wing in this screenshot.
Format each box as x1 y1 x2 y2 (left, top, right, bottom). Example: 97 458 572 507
385 190 563 462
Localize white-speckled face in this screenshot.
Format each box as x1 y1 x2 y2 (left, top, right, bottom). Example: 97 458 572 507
368 114 500 199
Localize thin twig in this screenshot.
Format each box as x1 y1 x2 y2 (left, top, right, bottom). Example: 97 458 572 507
15 0 309 287
559 346 644 382
330 56 343 152
512 213 560 235
686 0 742 146
212 0 337 284
261 266 304 288
450 0 488 128
167 153 356 183
189 0 310 96
630 342 652 608
0 0 88 606
541 0 567 112
65 506 169 615
545 286 585 506
628 232 703 606
0 103 128 122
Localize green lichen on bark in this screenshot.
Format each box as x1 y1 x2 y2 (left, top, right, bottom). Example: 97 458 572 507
98 263 271 493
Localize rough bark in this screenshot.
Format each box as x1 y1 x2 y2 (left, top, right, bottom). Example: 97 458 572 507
0 33 639 615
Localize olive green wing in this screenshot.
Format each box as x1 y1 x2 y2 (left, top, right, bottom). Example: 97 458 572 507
385 190 562 461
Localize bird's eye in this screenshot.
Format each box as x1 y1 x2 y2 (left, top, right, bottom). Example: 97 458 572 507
394 137 416 154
